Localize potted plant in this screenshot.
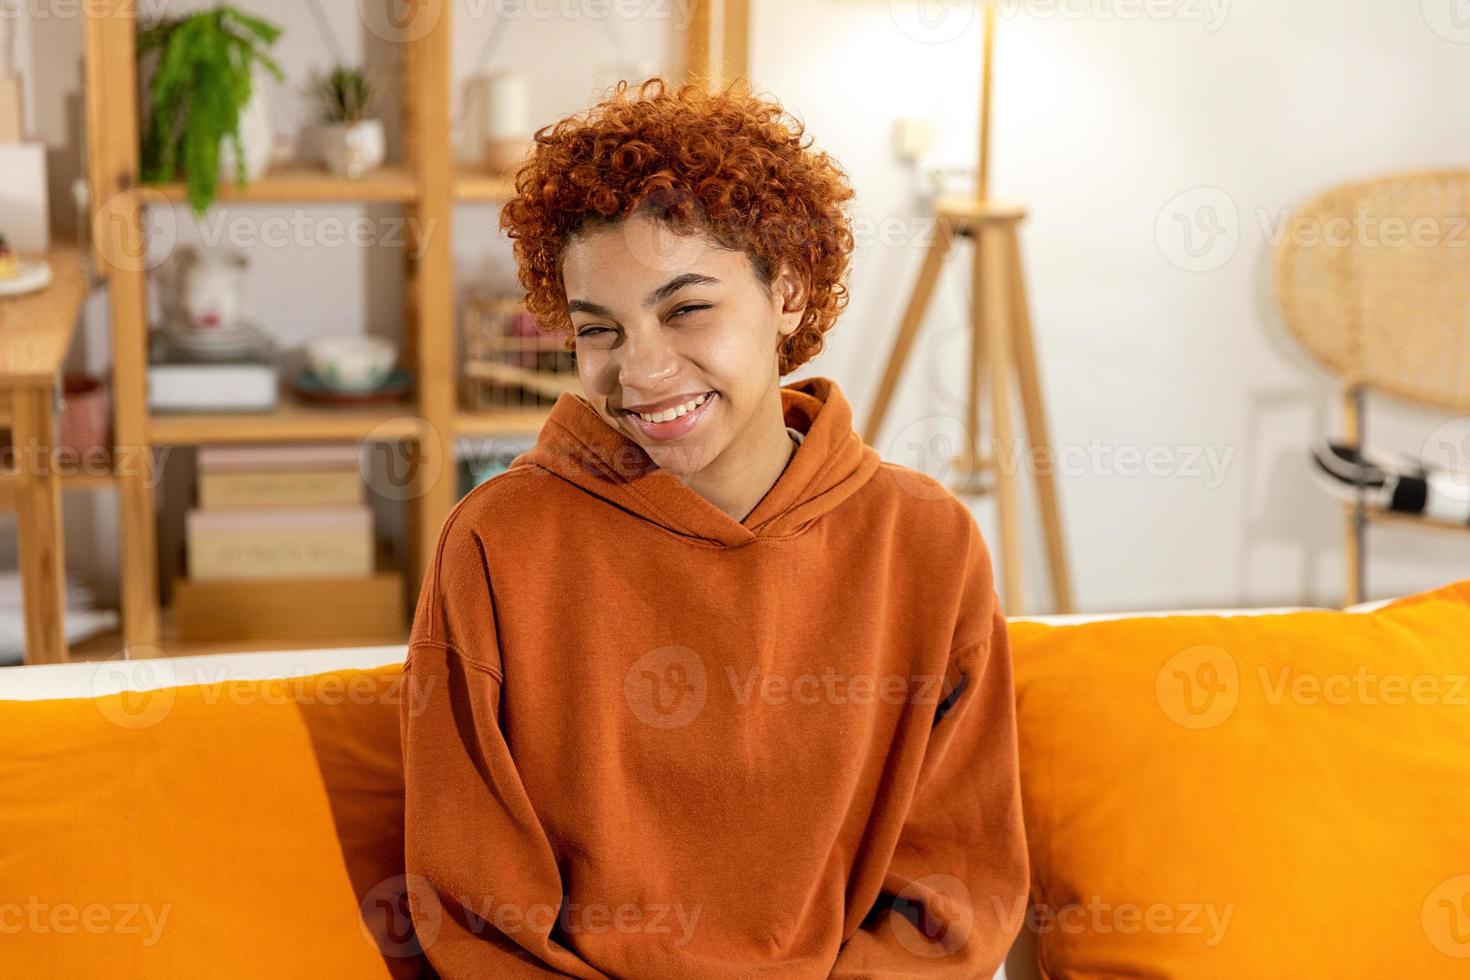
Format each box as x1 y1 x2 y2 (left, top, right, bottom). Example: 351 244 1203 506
139 6 283 215
314 65 384 179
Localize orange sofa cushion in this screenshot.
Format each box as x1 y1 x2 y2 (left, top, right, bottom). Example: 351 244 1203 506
0 662 415 978
1008 580 1470 978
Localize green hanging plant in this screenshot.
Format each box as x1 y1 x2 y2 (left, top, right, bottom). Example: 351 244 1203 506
138 5 284 215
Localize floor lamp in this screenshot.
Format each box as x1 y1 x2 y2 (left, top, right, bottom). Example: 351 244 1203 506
864 4 1073 614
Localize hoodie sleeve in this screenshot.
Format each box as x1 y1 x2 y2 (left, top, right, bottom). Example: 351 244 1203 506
399 513 607 979
828 523 1030 978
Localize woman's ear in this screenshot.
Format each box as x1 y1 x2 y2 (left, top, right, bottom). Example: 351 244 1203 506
773 263 809 339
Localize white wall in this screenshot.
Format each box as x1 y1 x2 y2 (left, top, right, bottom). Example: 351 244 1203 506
7 0 1469 615
762 0 1470 611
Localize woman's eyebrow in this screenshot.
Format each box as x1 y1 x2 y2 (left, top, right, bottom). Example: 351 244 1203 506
567 273 721 316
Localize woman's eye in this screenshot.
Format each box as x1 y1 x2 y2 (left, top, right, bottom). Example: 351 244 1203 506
576 326 610 338
671 304 710 319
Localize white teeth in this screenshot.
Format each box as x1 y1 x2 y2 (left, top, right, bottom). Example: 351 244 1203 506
636 392 710 423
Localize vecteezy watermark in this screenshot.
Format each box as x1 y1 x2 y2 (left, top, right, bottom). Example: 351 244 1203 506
183 210 439 257
624 645 709 730
358 0 699 43
1421 0 1470 44
0 898 172 947
0 0 171 21
624 646 959 729
1423 874 1470 958
360 418 440 502
0 440 170 488
1156 645 1470 730
725 666 950 709
1155 644 1240 729
89 653 429 730
880 417 1237 498
889 0 1231 45
992 894 1235 945
997 0 1231 31
1156 186 1241 273
887 875 974 958
461 895 702 947
362 873 440 959
1422 417 1470 489
1160 188 1470 272
888 0 977 45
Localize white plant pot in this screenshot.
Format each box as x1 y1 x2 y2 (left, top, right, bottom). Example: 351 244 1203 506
219 72 273 184
320 119 386 179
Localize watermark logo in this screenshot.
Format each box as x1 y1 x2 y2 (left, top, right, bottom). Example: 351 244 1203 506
882 414 978 502
1156 186 1240 272
624 645 708 729
92 187 178 275
889 874 974 958
361 418 438 501
358 0 441 43
361 873 440 958
1155 644 1239 729
889 0 977 45
1422 0 1470 43
90 649 176 730
1423 417 1470 491
1423 874 1470 957
0 897 171 946
994 894 1234 945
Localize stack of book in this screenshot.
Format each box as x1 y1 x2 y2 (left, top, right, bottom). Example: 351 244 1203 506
147 326 279 413
173 443 404 644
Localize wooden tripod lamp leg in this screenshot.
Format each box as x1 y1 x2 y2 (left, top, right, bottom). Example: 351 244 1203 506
1005 227 1074 613
862 217 956 446
978 221 1023 614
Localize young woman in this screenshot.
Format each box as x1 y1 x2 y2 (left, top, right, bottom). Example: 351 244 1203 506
400 77 1028 979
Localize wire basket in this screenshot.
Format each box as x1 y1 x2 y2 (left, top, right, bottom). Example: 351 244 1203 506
461 295 579 410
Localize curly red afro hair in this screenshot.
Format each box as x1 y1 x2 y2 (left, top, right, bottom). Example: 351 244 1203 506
498 76 857 376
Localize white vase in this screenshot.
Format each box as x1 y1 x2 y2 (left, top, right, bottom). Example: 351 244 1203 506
181 250 249 332
320 119 386 179
219 71 273 184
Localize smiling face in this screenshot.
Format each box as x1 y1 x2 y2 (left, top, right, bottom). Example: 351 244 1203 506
562 210 806 480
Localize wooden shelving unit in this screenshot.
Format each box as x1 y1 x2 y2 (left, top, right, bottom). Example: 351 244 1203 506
78 0 741 656
80 0 554 656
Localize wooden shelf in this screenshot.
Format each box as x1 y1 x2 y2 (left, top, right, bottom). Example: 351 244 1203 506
140 165 419 205
1352 502 1470 536
150 393 421 445
455 406 554 437
454 163 517 202
133 164 520 206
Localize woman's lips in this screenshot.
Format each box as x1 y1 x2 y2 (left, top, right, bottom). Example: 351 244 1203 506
625 391 717 442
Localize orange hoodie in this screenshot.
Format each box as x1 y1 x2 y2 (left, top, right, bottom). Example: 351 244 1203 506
400 375 1029 978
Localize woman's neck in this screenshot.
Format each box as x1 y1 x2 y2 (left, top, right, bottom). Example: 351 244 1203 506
680 393 796 524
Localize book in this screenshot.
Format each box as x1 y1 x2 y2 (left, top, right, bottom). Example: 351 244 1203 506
185 504 373 580
198 442 361 472
198 468 366 509
147 331 279 412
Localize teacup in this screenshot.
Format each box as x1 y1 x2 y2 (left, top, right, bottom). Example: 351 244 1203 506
305 335 398 392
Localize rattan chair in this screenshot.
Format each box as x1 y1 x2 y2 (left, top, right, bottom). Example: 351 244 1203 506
1275 169 1470 606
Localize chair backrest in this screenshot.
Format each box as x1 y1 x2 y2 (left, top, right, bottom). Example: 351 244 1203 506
1274 169 1470 412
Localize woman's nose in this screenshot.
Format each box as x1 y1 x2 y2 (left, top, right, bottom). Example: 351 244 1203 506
617 325 680 389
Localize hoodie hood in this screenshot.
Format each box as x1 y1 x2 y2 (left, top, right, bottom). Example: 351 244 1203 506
510 376 882 547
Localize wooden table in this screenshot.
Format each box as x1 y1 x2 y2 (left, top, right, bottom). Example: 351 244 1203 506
0 247 89 664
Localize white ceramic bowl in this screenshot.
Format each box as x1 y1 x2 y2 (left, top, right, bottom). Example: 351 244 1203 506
305 335 398 392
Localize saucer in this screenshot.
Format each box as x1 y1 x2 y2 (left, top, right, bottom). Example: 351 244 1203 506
292 367 413 403
0 259 53 298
